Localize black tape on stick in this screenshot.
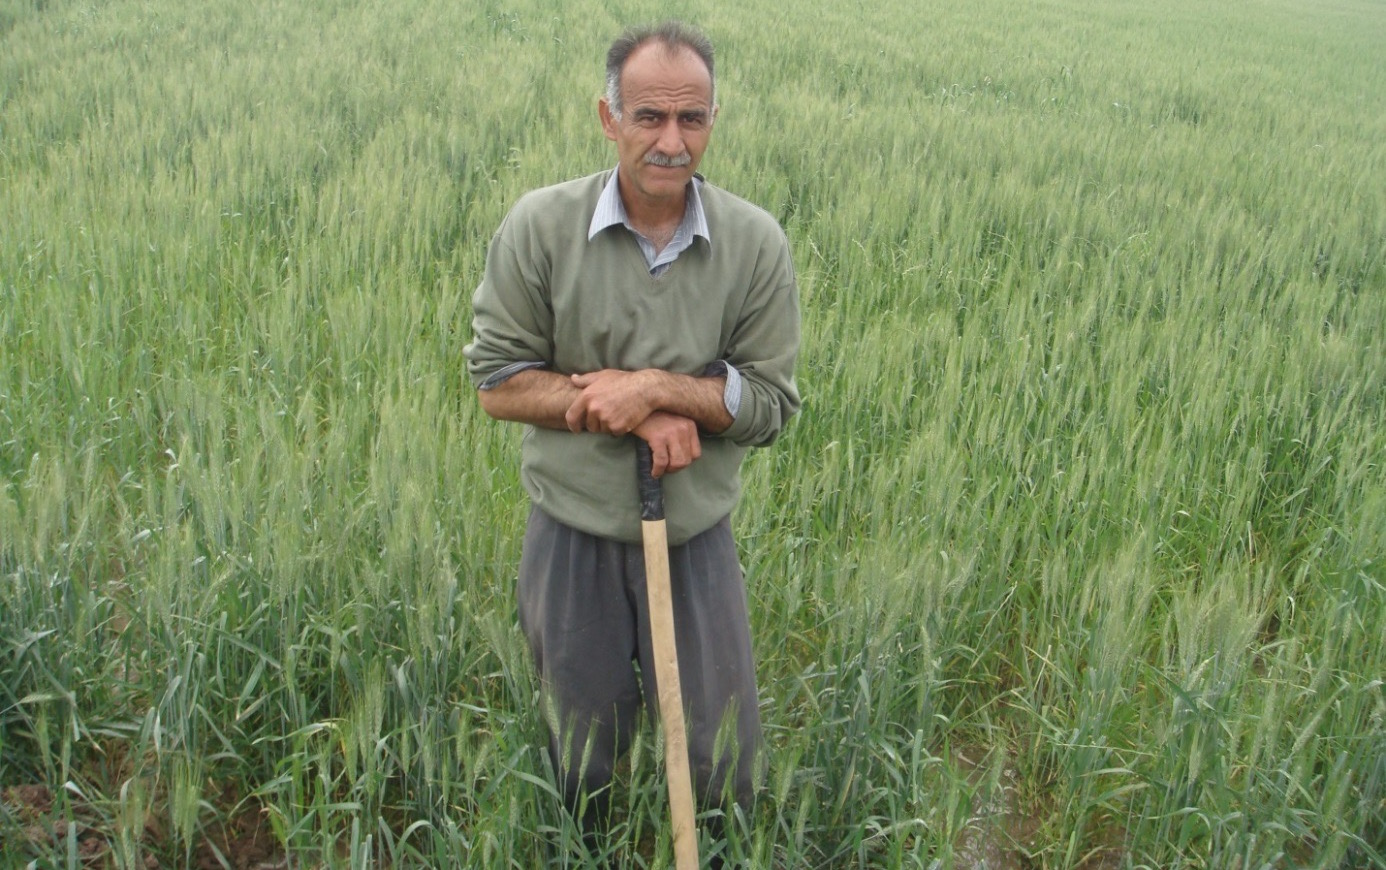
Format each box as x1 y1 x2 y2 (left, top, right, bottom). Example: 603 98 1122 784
636 441 665 522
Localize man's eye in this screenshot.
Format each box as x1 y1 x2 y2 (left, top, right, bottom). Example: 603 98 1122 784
679 114 707 128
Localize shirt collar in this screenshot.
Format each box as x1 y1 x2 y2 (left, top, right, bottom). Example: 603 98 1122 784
588 169 710 245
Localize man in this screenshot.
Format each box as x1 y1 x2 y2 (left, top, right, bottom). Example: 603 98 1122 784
464 20 801 840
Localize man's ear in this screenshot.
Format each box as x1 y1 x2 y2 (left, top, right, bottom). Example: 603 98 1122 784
598 97 619 141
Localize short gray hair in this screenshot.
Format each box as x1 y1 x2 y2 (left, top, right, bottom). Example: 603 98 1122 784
604 21 716 119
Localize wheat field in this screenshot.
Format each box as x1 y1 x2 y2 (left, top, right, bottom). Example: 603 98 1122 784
2 0 1383 866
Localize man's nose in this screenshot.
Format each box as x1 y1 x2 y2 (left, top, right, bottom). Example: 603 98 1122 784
656 117 683 153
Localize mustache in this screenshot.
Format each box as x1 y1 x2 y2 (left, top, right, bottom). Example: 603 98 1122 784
644 151 692 167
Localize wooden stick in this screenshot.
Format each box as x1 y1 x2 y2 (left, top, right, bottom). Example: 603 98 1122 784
637 442 700 870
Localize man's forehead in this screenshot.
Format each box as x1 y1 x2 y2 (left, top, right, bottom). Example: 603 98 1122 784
621 42 713 103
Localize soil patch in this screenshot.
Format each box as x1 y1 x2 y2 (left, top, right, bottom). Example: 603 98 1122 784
2 780 286 869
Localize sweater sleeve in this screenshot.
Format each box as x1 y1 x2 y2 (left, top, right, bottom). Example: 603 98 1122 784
717 230 802 447
464 206 556 388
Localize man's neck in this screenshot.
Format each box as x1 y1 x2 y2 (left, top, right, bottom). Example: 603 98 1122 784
618 175 687 238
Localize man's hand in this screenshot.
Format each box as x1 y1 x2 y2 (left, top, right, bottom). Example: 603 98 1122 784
565 369 656 436
477 369 698 476
633 411 701 478
564 367 732 439
563 369 710 477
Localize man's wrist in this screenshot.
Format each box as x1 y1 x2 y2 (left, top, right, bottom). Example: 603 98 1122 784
642 368 732 434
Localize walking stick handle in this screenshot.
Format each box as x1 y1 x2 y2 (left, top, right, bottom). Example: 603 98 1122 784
636 440 664 521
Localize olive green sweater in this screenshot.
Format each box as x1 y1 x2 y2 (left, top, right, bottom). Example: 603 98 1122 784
465 170 801 544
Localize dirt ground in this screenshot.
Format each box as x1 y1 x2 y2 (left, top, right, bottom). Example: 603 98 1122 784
1 782 284 869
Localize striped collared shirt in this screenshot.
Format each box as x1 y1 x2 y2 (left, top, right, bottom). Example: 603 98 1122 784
588 170 710 277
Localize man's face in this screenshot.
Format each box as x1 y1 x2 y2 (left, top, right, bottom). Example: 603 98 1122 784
600 43 716 212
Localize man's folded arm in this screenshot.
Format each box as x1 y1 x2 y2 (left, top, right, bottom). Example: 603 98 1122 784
476 367 579 431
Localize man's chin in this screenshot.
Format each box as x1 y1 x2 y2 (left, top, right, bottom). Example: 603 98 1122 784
646 164 691 178
642 173 692 198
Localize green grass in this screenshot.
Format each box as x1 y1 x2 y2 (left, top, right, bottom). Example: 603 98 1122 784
2 0 1384 866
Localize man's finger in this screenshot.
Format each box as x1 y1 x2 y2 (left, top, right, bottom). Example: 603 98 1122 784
563 397 587 433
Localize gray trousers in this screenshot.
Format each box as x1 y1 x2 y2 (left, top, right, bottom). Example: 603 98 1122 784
517 505 762 814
